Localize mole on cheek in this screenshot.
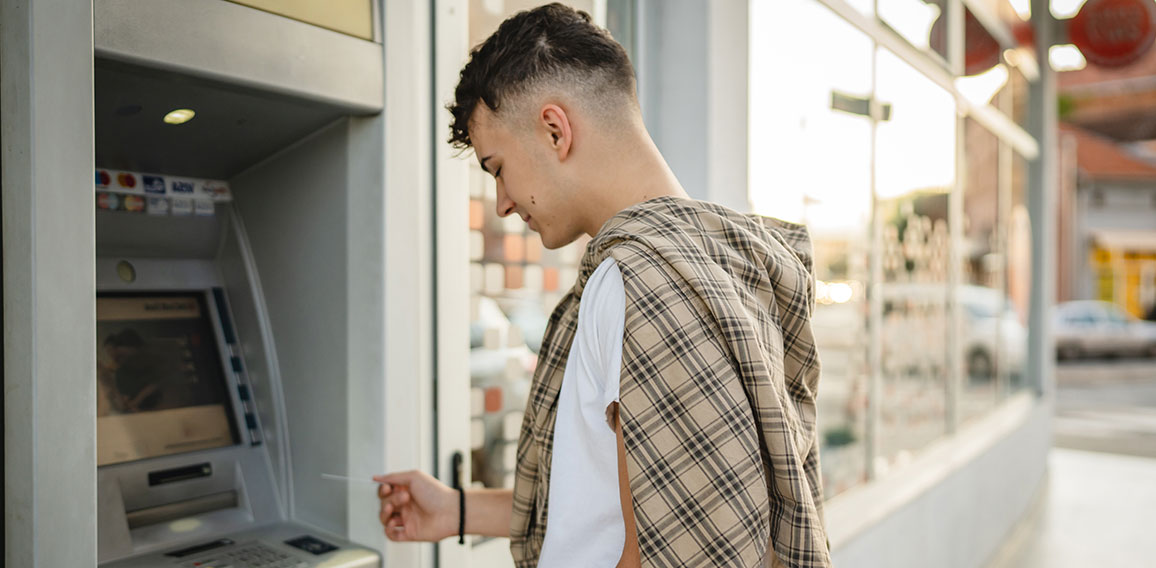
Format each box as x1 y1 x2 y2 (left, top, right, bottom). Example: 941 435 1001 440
531 196 536 205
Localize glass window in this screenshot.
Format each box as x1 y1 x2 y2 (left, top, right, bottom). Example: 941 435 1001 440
750 0 873 498
959 118 1004 422
465 0 601 493
875 47 956 471
879 0 949 62
1007 151 1031 391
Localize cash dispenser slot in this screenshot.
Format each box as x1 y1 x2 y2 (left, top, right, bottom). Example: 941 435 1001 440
148 462 213 486
125 490 238 529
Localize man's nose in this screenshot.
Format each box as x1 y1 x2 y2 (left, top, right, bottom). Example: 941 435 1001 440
495 186 516 217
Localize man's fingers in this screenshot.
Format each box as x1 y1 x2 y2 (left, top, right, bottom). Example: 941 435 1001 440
386 517 408 542
384 488 410 509
373 470 419 487
377 482 393 500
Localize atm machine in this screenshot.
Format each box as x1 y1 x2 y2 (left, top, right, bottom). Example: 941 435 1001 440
94 176 379 567
90 2 393 565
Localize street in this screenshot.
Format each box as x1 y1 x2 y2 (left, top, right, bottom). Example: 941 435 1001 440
1054 359 1156 458
988 358 1156 568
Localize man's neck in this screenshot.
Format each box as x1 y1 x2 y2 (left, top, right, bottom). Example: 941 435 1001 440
580 130 687 237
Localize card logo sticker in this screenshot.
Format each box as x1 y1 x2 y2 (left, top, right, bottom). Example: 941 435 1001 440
96 170 111 189
97 192 121 211
171 180 195 194
143 175 166 195
116 172 138 190
123 195 146 213
147 196 170 216
202 182 231 201
171 197 193 216
194 199 215 217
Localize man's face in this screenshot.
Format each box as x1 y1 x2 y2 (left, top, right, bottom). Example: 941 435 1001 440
469 105 583 249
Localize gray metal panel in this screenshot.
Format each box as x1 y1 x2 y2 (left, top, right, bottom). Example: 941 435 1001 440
229 119 352 537
96 60 351 179
637 0 709 199
103 522 379 568
96 207 228 259
219 213 295 516
94 0 384 113
2 0 97 565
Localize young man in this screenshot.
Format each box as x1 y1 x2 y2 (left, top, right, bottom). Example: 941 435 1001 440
375 4 831 567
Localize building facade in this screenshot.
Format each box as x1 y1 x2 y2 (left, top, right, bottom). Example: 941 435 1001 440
2 1 1060 567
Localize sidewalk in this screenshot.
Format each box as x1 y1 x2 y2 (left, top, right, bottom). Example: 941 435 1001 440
987 448 1156 568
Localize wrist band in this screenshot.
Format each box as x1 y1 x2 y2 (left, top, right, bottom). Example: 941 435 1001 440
457 487 466 545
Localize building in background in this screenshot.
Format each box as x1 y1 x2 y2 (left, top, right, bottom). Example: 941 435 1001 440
1056 44 1156 318
1058 125 1156 317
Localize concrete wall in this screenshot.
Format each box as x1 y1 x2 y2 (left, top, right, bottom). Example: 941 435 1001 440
829 398 1052 568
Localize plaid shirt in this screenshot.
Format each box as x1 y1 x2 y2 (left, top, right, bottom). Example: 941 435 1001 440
510 197 831 568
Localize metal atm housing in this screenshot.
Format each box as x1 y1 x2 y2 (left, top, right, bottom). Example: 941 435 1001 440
91 1 393 565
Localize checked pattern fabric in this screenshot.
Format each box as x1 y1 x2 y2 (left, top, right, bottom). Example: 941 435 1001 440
509 197 831 567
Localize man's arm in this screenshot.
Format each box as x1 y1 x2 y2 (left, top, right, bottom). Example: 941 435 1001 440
375 470 513 541
612 402 641 568
465 488 514 537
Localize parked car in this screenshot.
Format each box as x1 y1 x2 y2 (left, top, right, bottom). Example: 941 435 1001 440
1053 301 1156 360
958 285 1026 381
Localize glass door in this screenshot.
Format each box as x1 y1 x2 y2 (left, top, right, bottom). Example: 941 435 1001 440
436 2 635 566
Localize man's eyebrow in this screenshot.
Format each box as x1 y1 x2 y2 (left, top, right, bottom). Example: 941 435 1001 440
479 155 493 175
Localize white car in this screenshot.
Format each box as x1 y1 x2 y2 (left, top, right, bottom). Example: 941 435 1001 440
959 285 1027 381
1053 301 1156 360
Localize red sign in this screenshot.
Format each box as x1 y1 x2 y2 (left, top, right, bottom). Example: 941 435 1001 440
1069 0 1156 67
929 11 1003 76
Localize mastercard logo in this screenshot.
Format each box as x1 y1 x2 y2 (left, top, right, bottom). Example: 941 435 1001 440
124 195 145 212
117 173 137 188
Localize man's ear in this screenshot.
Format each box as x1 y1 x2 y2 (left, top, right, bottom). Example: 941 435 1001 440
539 103 573 161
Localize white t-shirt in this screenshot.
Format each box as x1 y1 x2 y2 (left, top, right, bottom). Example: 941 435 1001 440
537 257 627 567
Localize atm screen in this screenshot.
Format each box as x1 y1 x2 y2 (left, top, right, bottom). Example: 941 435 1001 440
97 293 239 466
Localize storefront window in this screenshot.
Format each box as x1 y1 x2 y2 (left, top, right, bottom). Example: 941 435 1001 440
879 0 950 62
466 0 602 492
874 47 956 471
1007 151 1031 392
751 0 873 498
960 118 1005 422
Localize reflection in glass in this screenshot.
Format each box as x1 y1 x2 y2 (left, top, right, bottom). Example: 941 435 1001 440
465 0 599 493
875 48 955 472
880 0 948 61
959 119 1008 422
1007 152 1032 392
751 0 872 498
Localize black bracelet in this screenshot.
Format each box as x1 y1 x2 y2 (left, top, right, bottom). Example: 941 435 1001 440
457 486 466 545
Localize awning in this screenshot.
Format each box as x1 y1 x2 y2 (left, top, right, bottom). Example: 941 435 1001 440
1091 230 1156 252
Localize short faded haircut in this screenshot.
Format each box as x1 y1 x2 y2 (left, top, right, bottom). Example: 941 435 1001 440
448 3 637 149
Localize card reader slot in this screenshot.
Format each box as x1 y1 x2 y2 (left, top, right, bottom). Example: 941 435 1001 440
125 490 238 529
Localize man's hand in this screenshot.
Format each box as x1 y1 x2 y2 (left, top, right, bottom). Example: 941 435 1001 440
373 470 458 542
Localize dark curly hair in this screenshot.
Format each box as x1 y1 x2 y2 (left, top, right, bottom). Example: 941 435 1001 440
448 3 636 149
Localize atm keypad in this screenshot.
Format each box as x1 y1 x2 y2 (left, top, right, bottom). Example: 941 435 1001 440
181 541 307 568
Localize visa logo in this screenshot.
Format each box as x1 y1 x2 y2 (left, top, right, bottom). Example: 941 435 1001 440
143 175 166 194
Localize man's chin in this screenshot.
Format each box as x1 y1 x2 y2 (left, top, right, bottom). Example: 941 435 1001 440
539 232 579 250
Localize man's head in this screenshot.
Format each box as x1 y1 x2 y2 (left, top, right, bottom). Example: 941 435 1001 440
449 3 639 248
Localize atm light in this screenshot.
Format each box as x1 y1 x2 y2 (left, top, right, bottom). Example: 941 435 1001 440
163 108 196 125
